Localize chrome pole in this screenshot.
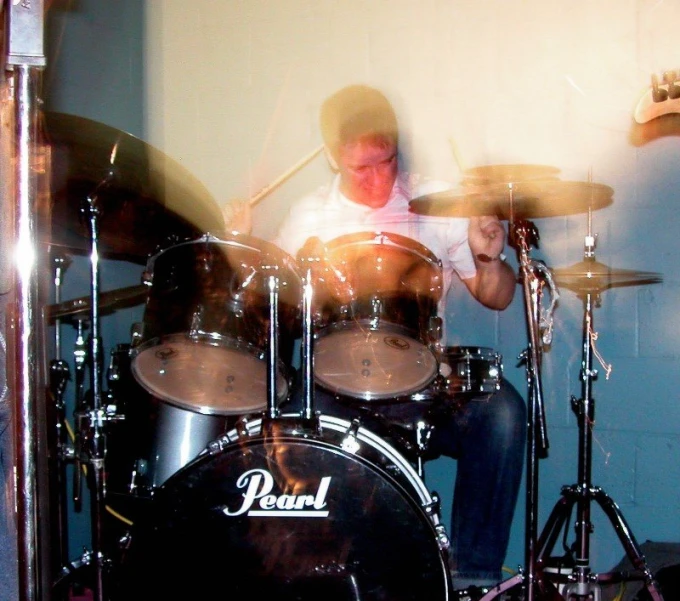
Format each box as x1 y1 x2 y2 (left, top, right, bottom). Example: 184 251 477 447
4 3 48 600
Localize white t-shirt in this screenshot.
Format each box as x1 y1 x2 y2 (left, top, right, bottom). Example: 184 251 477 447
274 171 477 304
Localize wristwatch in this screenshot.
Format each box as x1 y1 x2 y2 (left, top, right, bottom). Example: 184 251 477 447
476 253 506 263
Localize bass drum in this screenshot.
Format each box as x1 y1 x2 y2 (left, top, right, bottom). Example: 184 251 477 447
115 414 452 600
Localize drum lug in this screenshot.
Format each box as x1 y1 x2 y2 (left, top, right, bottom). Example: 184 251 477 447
340 418 362 454
427 316 443 344
234 416 252 438
435 523 451 552
369 296 382 329
206 434 233 455
130 321 144 346
425 492 451 551
423 491 440 515
129 458 148 495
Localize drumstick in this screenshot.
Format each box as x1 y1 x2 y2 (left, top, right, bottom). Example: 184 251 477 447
248 144 325 206
448 137 468 173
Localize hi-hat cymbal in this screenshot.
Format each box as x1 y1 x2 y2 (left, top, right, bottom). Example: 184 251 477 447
409 181 614 220
551 259 663 293
42 112 225 264
462 164 561 185
46 284 148 322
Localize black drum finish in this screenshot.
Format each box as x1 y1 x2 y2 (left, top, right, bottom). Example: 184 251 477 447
312 231 444 401
113 415 451 600
130 234 302 415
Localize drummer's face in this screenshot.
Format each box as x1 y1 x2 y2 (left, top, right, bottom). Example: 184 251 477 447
337 137 398 209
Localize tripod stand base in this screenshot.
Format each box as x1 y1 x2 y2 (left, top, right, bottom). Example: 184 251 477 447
536 485 664 601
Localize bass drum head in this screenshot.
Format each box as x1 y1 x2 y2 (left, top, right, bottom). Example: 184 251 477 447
115 415 451 600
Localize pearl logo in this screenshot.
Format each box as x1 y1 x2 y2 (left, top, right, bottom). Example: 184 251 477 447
224 468 331 517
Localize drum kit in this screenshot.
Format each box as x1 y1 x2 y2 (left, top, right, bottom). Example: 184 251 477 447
37 114 667 601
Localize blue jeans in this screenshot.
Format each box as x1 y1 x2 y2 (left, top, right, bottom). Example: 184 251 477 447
427 380 526 587
282 376 526 590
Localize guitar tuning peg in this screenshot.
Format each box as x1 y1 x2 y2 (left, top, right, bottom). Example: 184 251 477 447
663 71 680 99
652 73 668 102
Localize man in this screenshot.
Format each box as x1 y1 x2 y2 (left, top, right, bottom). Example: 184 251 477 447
225 84 525 600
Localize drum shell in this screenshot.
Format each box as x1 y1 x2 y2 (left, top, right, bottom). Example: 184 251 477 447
115 414 452 600
313 231 443 340
312 232 443 401
129 234 301 414
438 346 502 396
136 233 301 364
143 401 228 489
105 347 231 496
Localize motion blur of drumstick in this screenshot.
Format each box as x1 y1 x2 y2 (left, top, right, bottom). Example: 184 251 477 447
448 137 468 173
223 144 325 232
248 143 324 206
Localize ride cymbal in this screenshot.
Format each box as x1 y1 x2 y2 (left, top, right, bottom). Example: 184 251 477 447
409 181 614 220
42 112 225 264
551 259 663 293
45 284 149 322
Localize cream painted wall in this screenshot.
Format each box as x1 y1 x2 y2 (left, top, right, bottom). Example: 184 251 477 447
145 0 678 242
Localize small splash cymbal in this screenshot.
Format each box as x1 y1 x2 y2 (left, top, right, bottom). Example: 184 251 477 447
46 284 148 321
409 181 614 220
462 164 561 185
551 259 663 293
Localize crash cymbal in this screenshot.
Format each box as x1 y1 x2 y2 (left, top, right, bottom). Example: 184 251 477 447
551 259 663 293
42 112 225 264
46 283 148 321
409 181 614 220
462 164 561 185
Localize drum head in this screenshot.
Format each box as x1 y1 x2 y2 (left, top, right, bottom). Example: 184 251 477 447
115 416 450 600
131 334 287 415
314 327 438 400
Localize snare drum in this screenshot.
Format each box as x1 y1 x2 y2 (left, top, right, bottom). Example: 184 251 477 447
438 346 502 396
130 234 301 416
115 414 452 600
312 231 443 401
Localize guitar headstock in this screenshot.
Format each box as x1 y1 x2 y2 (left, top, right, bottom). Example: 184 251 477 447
635 71 680 124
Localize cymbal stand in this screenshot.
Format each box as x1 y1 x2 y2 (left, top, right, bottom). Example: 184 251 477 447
481 215 559 601
299 255 316 421
71 316 89 512
72 177 117 601
265 261 282 420
48 251 73 578
534 231 664 601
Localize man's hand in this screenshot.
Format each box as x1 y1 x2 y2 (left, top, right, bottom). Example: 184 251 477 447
462 215 516 310
468 215 506 262
222 199 253 235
